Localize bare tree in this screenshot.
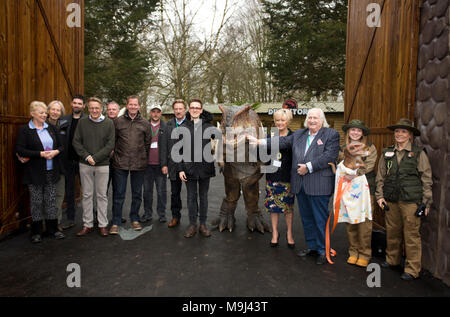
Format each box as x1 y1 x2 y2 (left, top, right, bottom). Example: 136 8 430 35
202 0 280 104
154 0 235 103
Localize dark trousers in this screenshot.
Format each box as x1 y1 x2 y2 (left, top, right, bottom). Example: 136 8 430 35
64 160 79 221
296 187 331 255
170 177 183 219
112 168 145 226
143 164 167 219
186 178 210 226
107 165 114 195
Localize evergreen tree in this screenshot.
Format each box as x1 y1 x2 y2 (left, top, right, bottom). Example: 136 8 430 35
84 0 159 104
262 0 347 99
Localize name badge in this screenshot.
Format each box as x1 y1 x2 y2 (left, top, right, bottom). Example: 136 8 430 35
273 160 282 168
151 142 158 149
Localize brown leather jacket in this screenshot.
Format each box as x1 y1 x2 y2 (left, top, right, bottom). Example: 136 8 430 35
112 110 152 171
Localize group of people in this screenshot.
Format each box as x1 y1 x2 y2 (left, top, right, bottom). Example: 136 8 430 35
15 96 218 241
15 96 433 281
251 108 432 281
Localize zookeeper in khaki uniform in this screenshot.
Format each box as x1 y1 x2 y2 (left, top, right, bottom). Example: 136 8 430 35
375 118 432 281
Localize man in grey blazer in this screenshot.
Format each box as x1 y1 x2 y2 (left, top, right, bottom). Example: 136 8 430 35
250 108 340 264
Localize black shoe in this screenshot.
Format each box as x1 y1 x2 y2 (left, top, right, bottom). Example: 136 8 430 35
286 234 295 249
270 233 280 247
139 216 152 223
297 249 318 257
316 254 327 265
400 272 416 281
121 218 127 223
31 234 42 244
381 260 402 270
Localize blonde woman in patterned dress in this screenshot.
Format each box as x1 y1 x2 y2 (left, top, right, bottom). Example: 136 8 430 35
265 109 295 248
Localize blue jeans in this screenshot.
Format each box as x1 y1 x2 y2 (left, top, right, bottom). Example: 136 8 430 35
112 168 145 226
296 187 331 255
143 165 167 220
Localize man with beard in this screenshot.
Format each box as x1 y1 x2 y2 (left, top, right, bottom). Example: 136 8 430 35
141 105 167 223
59 94 85 229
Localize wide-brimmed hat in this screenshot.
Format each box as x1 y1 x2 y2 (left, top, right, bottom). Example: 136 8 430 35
342 119 370 136
387 118 420 136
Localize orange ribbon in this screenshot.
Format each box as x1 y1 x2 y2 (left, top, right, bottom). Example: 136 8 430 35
326 176 352 264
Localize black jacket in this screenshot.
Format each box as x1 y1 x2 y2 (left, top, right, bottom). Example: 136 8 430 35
59 113 85 162
15 123 65 185
47 119 67 170
266 129 293 183
160 115 189 180
176 110 217 180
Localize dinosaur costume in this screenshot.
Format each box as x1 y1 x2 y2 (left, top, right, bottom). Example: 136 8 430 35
210 105 271 233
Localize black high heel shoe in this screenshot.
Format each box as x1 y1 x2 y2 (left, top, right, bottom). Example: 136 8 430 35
287 234 295 249
270 233 280 247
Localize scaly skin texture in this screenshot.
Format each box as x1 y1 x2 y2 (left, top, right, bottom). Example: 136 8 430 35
210 105 271 234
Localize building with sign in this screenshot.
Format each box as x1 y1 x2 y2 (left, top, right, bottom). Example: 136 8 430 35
162 101 345 141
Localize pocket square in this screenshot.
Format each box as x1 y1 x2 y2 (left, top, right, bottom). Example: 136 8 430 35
317 139 323 145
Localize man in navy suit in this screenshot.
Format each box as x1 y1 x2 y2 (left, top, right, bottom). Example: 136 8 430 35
249 108 340 264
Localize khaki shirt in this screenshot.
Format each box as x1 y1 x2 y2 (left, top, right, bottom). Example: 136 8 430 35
338 143 377 176
375 142 433 207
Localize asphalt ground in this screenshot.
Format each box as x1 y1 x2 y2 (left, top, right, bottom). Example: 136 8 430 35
1 167 449 302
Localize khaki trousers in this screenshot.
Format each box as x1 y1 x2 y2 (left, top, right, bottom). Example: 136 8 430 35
346 220 373 260
345 194 375 261
385 201 421 277
79 164 109 228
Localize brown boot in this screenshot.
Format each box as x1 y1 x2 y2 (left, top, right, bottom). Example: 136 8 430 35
184 225 197 238
199 224 211 237
168 218 180 228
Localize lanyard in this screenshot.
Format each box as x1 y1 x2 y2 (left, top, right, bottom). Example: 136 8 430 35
151 126 160 137
176 120 184 128
386 160 393 175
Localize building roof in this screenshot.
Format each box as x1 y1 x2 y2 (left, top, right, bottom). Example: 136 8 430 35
162 101 344 115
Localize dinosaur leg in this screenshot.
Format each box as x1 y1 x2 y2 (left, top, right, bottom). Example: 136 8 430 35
242 174 271 234
211 175 240 232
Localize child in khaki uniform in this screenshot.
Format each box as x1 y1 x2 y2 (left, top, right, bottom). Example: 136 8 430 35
338 120 377 268
375 118 433 281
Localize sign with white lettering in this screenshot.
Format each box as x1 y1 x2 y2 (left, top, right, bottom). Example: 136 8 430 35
267 108 310 116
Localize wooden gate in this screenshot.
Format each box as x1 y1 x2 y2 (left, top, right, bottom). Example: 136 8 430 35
344 0 421 229
0 0 84 236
